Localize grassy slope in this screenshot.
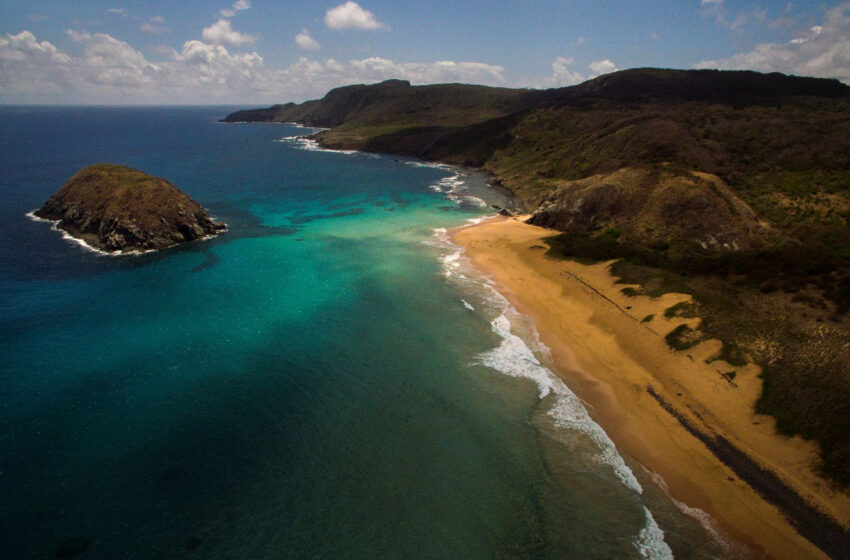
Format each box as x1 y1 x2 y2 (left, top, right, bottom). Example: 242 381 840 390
224 69 850 483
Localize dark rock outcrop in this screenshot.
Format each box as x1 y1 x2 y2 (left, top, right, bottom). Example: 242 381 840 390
34 164 226 253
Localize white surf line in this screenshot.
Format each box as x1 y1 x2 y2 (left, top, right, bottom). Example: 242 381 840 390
26 210 224 257
641 465 746 558
429 226 674 557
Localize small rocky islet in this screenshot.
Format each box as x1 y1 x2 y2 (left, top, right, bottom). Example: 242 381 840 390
34 164 225 253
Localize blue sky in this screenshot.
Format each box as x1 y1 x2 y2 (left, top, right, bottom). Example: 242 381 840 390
1 0 848 104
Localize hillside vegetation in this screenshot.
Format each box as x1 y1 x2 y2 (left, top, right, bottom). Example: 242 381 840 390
224 68 850 484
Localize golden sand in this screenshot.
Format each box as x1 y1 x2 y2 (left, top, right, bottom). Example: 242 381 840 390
453 216 850 560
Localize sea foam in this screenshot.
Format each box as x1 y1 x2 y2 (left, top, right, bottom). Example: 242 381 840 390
430 227 675 555
425 171 489 209
636 507 675 560
643 467 745 557
404 160 453 170
432 228 643 493
27 210 123 256
276 136 351 153
276 135 361 155
26 210 222 257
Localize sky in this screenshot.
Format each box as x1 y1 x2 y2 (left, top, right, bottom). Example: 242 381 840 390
1 0 849 104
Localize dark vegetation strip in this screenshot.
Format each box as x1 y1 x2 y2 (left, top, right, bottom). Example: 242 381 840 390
545 231 850 314
646 386 850 559
548 232 850 485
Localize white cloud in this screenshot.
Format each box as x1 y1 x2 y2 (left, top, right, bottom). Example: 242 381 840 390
588 59 618 75
544 56 586 87
325 58 344 72
324 2 384 30
107 8 125 14
0 30 71 64
141 20 170 34
202 19 256 45
0 29 506 104
701 0 723 4
539 57 619 88
221 0 250 18
695 3 850 83
295 29 320 50
66 29 158 87
346 57 504 84
151 16 165 24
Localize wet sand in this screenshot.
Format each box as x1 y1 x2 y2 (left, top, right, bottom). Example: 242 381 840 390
453 216 850 560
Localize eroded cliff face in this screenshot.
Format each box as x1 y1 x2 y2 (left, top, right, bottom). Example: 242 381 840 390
34 164 226 253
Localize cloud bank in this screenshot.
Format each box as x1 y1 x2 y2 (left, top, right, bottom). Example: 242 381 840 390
0 29 504 104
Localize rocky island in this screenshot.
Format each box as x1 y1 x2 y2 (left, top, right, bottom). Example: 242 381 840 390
33 164 226 254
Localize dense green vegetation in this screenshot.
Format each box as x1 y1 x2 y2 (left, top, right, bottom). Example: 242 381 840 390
224 68 850 484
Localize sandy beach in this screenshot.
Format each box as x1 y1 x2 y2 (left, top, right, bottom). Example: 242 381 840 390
453 216 850 560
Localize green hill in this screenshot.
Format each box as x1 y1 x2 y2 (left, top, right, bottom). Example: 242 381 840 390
223 68 850 484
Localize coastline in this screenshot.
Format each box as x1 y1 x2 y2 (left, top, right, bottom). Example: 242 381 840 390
26 210 225 257
452 215 850 560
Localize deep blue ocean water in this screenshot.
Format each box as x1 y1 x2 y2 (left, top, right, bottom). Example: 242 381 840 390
0 107 733 559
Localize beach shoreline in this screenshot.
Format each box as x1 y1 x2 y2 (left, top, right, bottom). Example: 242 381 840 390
452 215 850 560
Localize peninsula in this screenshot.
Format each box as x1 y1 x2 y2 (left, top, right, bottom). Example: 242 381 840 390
33 164 226 254
224 68 850 559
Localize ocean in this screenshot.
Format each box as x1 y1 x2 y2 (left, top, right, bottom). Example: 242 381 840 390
0 106 732 559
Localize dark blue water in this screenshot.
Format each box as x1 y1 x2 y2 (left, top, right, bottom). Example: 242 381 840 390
0 107 729 559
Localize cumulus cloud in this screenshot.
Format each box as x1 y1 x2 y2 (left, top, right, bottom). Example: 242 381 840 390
0 29 506 104
295 28 320 50
544 56 586 87
0 30 70 64
202 19 256 45
66 30 158 87
221 0 250 18
324 2 384 30
588 59 618 75
539 57 619 88
695 3 850 83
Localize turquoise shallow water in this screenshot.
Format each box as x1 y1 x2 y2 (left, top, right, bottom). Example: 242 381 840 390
0 107 734 559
